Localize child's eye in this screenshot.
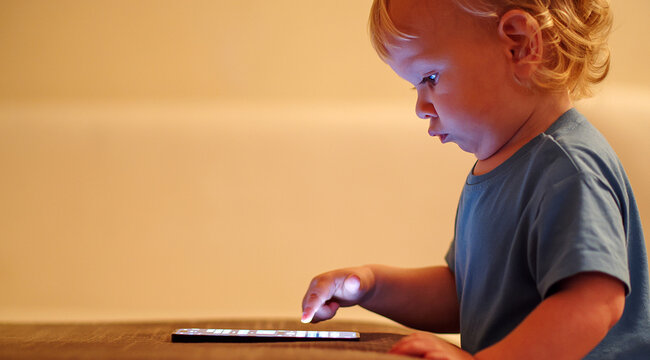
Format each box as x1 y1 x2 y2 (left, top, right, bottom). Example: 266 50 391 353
411 73 440 90
422 73 439 85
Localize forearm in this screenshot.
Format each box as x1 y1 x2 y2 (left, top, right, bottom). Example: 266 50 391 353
475 273 625 360
360 264 460 333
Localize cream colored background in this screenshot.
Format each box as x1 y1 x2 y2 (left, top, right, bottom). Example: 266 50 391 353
1 0 649 326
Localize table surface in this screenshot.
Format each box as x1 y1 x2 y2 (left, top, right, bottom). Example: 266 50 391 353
0 319 416 359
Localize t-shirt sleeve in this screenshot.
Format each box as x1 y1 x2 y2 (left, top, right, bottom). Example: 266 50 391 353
445 238 456 274
529 171 630 298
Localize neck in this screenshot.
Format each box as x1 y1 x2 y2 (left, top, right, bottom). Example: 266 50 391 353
473 91 572 176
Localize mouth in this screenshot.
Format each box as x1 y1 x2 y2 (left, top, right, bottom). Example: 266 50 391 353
428 130 449 144
428 119 448 143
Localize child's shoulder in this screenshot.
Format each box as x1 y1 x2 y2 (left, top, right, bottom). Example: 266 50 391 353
467 108 628 199
534 108 622 180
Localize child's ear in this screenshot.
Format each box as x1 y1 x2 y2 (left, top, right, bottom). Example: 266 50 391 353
497 9 543 83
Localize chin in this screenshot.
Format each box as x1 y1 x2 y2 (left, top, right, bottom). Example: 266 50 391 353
474 148 500 161
456 142 478 157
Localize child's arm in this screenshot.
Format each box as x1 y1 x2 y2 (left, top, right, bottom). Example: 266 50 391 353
390 272 626 359
301 265 460 333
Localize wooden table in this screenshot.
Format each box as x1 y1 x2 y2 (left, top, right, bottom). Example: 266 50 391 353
0 319 415 359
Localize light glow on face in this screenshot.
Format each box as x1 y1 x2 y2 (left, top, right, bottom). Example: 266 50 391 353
383 0 529 161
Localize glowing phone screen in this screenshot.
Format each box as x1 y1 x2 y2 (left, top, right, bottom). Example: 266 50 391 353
171 328 360 342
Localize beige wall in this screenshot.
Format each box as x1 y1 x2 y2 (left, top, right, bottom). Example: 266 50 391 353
1 1 649 324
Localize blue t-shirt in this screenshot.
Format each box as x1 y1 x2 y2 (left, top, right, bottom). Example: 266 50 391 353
446 108 650 358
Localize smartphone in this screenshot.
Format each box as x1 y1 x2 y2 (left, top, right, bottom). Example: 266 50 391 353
171 328 361 342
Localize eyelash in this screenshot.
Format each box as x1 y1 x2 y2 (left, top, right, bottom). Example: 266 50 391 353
421 73 439 86
412 73 440 90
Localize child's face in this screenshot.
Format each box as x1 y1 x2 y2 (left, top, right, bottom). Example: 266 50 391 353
384 0 533 161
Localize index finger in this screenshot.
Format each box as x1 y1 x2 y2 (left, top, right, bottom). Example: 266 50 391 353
301 277 337 323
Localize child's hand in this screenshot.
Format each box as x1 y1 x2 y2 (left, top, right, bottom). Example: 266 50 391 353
389 332 474 360
301 266 375 323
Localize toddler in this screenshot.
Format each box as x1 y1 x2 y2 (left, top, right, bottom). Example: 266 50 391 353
301 0 650 359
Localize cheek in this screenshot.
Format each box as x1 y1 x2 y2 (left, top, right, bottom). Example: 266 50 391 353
437 68 484 109
434 88 482 124
434 91 492 150
431 66 502 127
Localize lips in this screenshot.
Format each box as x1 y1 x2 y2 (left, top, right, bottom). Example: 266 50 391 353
428 119 448 143
428 129 449 143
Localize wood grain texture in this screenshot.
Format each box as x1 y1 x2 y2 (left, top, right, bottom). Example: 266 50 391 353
0 319 414 359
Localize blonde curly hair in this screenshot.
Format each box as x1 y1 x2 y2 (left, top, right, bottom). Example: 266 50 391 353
368 0 613 100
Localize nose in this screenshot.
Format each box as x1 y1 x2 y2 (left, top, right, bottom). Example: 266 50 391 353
415 92 438 119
